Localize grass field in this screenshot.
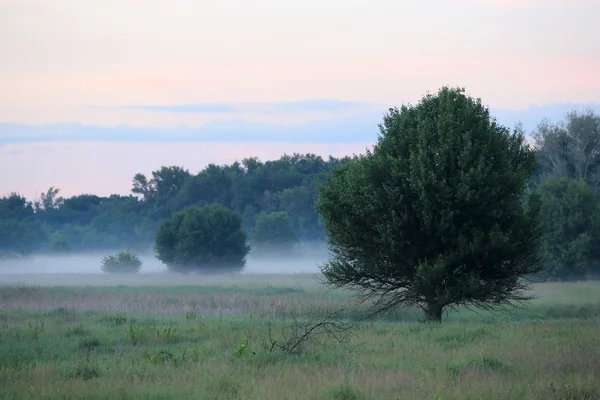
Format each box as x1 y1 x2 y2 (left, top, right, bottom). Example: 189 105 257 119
0 273 599 399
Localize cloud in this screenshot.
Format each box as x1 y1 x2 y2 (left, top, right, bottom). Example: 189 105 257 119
116 99 371 114
0 113 384 145
121 104 240 113
1 102 599 148
257 100 370 113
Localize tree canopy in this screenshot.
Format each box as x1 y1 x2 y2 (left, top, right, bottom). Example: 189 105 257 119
0 193 47 254
250 211 298 253
537 177 600 281
316 87 542 322
533 109 600 188
155 204 250 273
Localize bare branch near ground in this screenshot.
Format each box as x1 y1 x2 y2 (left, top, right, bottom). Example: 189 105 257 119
263 308 357 355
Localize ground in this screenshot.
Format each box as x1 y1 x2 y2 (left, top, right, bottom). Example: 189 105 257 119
0 274 599 400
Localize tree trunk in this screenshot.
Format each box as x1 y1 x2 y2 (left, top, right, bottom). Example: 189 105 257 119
424 301 444 323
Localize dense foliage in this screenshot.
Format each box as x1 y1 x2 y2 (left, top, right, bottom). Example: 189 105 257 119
0 193 47 254
317 87 542 322
101 251 143 274
536 177 600 281
532 109 600 280
533 109 600 188
250 211 298 253
0 153 347 254
155 204 250 273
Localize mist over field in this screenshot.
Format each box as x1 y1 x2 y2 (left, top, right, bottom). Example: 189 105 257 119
0 244 328 281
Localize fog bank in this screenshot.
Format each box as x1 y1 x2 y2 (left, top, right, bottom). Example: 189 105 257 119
0 246 330 277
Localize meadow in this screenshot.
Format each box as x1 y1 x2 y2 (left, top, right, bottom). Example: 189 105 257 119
0 273 599 400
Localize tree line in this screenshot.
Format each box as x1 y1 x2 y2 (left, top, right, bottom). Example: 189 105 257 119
0 153 347 255
1 92 600 284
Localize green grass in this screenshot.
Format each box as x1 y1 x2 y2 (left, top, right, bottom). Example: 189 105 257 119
0 275 599 399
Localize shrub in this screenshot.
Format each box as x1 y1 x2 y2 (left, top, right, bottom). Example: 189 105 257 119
155 203 250 273
101 251 142 273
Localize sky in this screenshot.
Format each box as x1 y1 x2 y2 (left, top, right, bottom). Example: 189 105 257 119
1 0 600 199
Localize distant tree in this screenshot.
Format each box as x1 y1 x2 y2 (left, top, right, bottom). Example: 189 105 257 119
0 218 47 255
150 166 191 201
155 204 250 273
242 157 262 174
40 186 64 210
0 193 48 253
41 194 102 227
533 109 600 189
170 164 234 211
131 173 153 201
277 184 324 241
0 193 36 220
131 166 191 217
316 86 542 322
101 251 143 273
50 232 71 253
537 177 600 280
250 211 298 253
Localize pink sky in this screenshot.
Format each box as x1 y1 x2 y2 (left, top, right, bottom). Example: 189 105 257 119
1 0 599 199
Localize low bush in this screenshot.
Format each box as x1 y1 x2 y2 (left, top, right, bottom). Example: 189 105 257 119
101 251 142 274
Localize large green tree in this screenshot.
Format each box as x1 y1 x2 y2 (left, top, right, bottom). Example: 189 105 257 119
537 177 600 280
155 204 250 273
316 87 542 322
